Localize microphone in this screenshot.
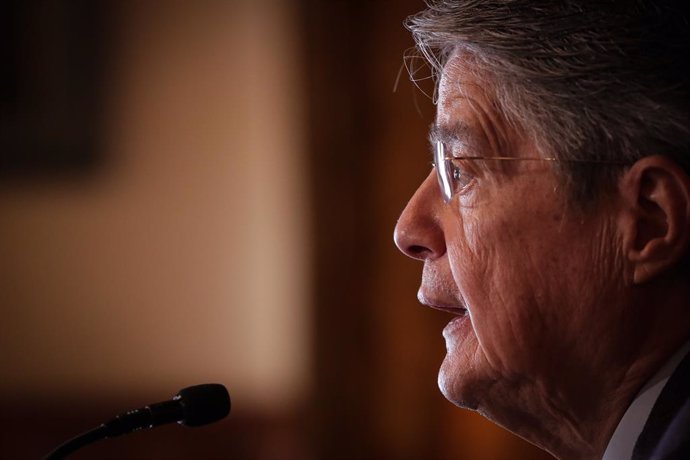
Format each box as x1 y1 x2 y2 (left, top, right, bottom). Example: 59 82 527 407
43 383 231 460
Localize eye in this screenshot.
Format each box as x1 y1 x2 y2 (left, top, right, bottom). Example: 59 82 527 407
449 159 474 192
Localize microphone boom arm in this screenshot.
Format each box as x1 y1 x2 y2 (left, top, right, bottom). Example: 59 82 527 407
43 384 230 460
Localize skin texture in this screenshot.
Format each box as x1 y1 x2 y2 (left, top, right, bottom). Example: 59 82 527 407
394 54 690 460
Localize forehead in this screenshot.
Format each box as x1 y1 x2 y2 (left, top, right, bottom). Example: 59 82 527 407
436 53 541 161
436 54 507 151
437 54 494 122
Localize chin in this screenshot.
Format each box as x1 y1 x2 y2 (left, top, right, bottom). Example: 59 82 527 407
438 356 481 411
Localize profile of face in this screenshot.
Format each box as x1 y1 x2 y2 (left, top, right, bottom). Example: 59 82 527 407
394 55 629 426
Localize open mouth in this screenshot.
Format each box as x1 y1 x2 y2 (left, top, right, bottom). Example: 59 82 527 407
418 294 468 317
440 306 468 317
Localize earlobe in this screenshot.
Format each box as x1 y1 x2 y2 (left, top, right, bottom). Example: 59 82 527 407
620 156 690 284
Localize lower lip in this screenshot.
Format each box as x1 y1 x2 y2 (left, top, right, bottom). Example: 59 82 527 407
442 313 470 341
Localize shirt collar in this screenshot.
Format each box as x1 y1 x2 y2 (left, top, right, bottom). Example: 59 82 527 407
602 342 690 460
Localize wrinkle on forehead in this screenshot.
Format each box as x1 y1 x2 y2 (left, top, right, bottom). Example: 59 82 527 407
438 51 488 106
437 53 534 162
439 73 509 159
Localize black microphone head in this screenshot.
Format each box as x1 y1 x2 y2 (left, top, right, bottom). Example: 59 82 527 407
176 383 231 427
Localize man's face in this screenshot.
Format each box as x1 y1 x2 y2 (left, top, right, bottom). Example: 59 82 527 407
394 56 626 421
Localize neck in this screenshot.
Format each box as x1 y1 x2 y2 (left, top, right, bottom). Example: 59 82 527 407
486 286 690 459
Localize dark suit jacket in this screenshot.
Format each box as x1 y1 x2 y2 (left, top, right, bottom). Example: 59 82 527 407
633 351 690 459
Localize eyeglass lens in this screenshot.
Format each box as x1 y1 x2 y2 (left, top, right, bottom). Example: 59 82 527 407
435 141 453 202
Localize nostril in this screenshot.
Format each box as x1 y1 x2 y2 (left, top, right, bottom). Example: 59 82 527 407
394 212 444 261
408 244 432 258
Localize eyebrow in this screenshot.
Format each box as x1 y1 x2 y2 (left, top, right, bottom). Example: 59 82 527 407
429 121 470 142
428 122 484 154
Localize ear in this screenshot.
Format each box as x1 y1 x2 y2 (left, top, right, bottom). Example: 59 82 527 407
619 155 690 284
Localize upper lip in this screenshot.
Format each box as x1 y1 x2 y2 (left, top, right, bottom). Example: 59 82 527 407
417 292 467 316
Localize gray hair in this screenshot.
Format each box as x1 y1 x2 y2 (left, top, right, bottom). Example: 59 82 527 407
406 0 690 201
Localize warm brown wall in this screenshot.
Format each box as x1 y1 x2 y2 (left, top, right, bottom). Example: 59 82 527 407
1 1 311 458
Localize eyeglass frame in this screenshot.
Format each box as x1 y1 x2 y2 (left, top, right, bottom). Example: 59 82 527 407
433 140 630 203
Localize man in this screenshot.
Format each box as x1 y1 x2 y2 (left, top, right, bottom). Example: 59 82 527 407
393 1 690 459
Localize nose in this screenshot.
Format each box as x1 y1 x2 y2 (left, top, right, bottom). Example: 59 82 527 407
394 172 446 261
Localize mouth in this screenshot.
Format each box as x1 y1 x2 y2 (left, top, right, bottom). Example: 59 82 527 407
417 292 468 317
418 291 471 348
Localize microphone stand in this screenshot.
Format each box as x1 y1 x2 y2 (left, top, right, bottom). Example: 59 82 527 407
44 426 109 460
42 384 230 460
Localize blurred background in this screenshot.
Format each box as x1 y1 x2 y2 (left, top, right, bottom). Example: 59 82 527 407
0 1 553 459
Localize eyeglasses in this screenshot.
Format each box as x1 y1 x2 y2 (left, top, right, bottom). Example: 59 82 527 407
433 140 628 203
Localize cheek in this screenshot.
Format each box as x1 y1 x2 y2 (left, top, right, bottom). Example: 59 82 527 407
446 212 559 375
445 216 514 367
445 213 488 306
